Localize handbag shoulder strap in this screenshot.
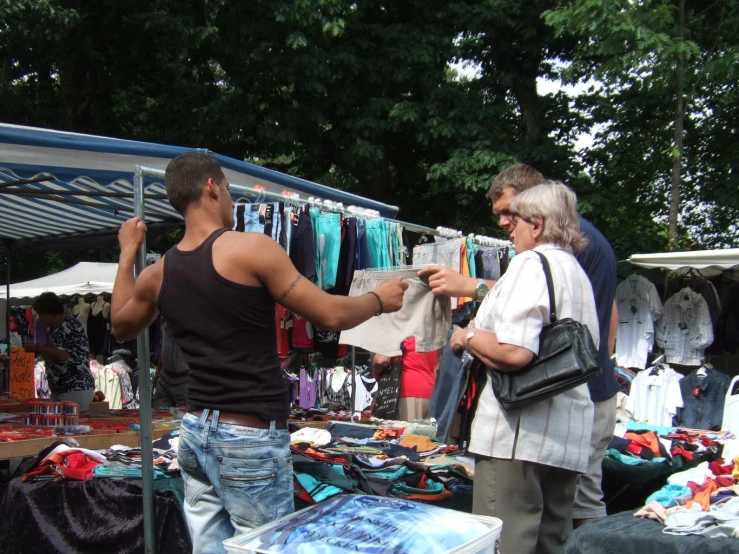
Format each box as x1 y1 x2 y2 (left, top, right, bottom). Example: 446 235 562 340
533 250 557 323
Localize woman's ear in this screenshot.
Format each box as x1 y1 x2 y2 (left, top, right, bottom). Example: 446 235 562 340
532 217 544 240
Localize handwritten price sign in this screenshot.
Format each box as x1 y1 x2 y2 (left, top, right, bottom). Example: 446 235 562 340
9 348 35 399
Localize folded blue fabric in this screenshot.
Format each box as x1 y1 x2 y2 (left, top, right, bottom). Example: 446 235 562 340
646 484 693 508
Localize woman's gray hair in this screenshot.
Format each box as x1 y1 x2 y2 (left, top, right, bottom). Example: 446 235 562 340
510 181 589 254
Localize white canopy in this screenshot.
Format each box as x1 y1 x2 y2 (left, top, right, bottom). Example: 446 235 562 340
628 248 739 278
0 262 118 299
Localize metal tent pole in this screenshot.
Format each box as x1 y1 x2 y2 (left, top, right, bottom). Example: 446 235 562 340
134 167 156 554
350 346 356 416
4 251 10 393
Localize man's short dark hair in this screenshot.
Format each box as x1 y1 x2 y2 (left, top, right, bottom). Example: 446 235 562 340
33 292 65 316
165 153 226 215
486 164 546 201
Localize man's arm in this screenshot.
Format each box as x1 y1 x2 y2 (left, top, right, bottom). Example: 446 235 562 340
417 265 495 298
250 235 407 330
110 218 160 341
609 299 618 356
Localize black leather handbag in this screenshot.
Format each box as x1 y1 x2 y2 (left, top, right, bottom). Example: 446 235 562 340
489 251 601 410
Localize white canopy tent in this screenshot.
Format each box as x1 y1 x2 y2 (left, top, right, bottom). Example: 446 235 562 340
0 262 117 300
628 248 739 279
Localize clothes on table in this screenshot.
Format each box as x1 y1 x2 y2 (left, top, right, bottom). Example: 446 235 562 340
663 497 739 538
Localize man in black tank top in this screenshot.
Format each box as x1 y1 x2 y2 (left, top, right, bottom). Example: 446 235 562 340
109 152 407 552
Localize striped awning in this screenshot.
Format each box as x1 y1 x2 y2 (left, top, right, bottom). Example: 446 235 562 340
0 123 399 250
0 168 180 248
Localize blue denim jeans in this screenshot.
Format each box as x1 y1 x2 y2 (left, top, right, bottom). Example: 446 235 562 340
177 410 294 554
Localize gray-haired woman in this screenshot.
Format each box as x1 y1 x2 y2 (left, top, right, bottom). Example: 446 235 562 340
449 182 600 554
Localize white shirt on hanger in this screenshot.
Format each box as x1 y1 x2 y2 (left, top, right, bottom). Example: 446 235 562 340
616 274 663 321
723 376 739 434
626 366 684 427
616 296 654 369
656 288 714 366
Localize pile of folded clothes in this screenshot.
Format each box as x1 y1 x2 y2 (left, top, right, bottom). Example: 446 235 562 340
290 421 472 506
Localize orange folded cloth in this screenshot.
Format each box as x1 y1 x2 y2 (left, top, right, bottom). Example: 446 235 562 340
399 434 438 453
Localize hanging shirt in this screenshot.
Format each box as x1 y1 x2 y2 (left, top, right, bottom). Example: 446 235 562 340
292 315 314 350
656 288 714 366
616 274 663 354
723 376 739 434
275 305 291 359
675 369 732 431
352 374 377 412
299 368 319 410
626 367 684 427
616 296 654 369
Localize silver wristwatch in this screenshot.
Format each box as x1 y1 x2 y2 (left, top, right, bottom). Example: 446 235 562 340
474 279 489 300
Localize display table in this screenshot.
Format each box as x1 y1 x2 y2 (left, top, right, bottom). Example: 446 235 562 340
0 428 172 461
564 511 739 553
0 408 180 461
0 478 189 554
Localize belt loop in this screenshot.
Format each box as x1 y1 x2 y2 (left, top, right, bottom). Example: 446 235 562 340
269 420 276 438
211 410 220 429
198 409 210 428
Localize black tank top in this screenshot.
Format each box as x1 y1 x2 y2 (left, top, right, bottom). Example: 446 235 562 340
157 228 287 419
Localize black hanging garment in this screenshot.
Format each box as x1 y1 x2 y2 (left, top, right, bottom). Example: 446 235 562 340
87 310 108 355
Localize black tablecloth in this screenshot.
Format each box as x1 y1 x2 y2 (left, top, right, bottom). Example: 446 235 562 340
564 511 739 554
0 478 190 554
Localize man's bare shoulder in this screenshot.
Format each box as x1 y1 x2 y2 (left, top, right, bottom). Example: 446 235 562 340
137 259 165 299
217 230 281 255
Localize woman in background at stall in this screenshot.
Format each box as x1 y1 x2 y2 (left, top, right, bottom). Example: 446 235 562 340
23 292 95 411
372 337 440 421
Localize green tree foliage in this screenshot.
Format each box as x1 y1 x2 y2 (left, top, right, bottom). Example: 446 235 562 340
545 0 739 250
1 0 736 281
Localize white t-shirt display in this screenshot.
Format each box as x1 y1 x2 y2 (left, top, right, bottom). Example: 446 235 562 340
615 296 654 369
626 365 684 427
723 376 739 435
615 274 663 369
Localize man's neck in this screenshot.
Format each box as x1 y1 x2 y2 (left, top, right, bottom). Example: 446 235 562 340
179 212 227 250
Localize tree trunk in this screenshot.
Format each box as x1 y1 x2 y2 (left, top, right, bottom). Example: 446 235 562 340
668 0 686 250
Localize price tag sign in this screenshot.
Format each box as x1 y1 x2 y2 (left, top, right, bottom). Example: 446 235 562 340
9 348 35 399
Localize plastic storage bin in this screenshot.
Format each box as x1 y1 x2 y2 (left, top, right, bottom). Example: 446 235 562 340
223 495 501 554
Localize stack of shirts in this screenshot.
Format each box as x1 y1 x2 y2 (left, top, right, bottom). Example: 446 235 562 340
289 421 467 506
94 432 180 480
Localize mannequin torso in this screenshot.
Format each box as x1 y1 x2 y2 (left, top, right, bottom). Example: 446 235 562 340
91 296 111 319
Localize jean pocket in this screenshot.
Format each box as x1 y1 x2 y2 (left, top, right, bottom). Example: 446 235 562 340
177 440 199 473
220 456 290 527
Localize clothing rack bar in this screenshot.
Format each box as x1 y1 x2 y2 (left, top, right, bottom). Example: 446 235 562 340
351 346 357 417
3 253 9 393
133 167 156 554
